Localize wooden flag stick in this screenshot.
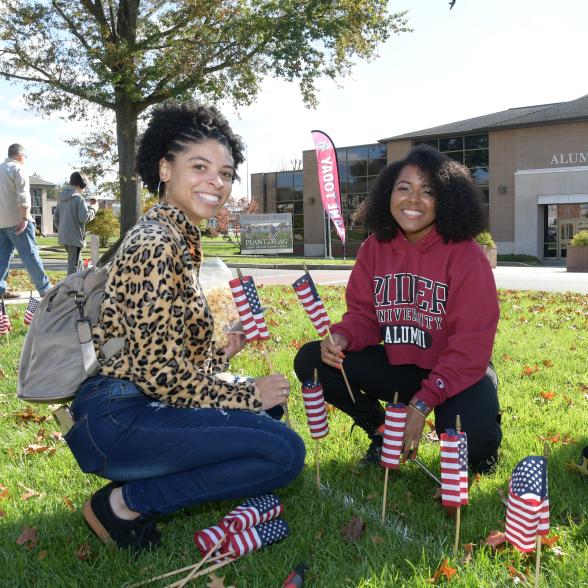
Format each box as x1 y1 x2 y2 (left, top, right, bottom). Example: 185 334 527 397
315 440 321 490
534 443 549 588
166 557 233 588
263 350 291 427
174 535 227 588
453 414 462 557
326 327 355 404
381 392 398 524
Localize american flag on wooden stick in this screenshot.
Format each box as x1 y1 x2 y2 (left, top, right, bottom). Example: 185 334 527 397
228 275 269 341
0 298 12 335
381 402 407 469
221 494 283 533
301 378 329 439
440 429 469 506
292 273 331 336
194 524 227 558
24 295 39 327
505 456 549 552
226 518 290 559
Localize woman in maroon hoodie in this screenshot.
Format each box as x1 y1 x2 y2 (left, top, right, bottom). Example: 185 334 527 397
294 145 501 473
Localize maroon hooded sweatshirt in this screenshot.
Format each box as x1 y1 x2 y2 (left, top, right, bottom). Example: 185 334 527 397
330 228 499 409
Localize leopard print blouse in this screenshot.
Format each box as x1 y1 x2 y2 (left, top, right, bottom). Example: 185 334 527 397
93 203 262 411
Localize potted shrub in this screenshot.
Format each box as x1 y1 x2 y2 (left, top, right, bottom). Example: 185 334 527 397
475 231 497 268
566 230 588 272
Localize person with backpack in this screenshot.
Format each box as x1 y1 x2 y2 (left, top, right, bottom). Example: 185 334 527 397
294 146 501 474
64 103 305 551
53 172 97 275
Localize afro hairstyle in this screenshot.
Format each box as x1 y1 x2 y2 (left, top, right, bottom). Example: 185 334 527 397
136 102 245 195
361 145 487 243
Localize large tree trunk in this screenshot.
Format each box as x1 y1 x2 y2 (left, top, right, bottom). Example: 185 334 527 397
115 98 142 235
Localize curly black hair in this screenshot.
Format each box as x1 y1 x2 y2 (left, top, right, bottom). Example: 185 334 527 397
361 145 486 242
135 102 245 196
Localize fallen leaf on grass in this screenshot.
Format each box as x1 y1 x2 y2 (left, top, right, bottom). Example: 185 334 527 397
37 550 48 560
35 428 46 442
207 574 236 588
539 391 555 401
521 365 539 377
461 543 474 565
425 418 435 431
0 508 5 517
539 433 574 445
542 359 554 367
483 530 507 550
563 395 574 407
74 543 92 561
23 444 56 456
578 383 588 392
507 564 528 584
315 528 324 541
16 527 38 549
63 496 76 512
541 535 560 547
20 487 43 501
50 431 63 442
405 491 414 505
12 407 48 424
370 535 384 545
341 515 366 543
0 484 9 499
427 559 457 583
502 353 513 362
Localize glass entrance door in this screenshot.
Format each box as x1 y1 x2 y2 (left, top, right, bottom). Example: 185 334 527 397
558 221 574 258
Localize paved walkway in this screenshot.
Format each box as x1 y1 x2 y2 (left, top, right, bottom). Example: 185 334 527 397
3 264 587 304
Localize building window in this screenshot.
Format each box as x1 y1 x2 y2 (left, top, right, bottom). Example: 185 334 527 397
275 170 303 243
31 188 43 227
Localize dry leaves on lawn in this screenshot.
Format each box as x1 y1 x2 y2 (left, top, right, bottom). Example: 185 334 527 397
461 543 474 566
483 530 507 550
74 543 92 561
506 564 528 584
370 535 384 545
0 483 9 499
207 574 236 588
539 391 555 401
24 444 56 456
63 496 76 512
427 559 457 583
341 515 366 543
16 527 38 549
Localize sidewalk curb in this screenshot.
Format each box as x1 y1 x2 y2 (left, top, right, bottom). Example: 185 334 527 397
225 262 354 270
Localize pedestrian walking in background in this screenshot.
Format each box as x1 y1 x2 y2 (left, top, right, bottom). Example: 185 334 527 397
53 171 97 274
0 143 51 298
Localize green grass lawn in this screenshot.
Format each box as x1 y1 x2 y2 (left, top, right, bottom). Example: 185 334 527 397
0 288 587 587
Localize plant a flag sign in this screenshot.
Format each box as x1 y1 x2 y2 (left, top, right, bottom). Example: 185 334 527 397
505 456 550 552
311 130 346 243
440 430 469 506
292 272 331 336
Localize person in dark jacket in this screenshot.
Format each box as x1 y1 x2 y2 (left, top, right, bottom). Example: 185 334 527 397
53 172 97 274
294 146 501 474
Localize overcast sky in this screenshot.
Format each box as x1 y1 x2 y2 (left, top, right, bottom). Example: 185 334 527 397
1 0 586 197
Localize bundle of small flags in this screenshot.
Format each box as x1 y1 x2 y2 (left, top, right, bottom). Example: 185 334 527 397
194 494 288 559
24 295 39 327
440 429 469 507
229 274 269 341
292 272 331 336
505 455 549 552
380 402 407 469
0 298 12 335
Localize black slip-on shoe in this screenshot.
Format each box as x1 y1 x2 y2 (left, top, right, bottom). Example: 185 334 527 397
357 435 384 469
82 484 161 551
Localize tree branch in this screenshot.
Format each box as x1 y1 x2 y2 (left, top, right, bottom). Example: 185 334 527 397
79 0 115 41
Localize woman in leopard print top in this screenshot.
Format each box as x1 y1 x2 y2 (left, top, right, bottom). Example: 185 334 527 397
65 103 305 551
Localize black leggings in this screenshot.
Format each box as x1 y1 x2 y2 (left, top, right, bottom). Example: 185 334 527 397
294 341 502 472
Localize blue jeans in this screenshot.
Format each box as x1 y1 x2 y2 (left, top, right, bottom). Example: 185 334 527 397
67 375 306 515
0 221 51 295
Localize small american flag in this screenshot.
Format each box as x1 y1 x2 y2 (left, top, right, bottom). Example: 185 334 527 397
228 275 269 341
241 276 269 340
301 378 329 439
24 295 39 326
381 402 407 469
292 273 331 336
194 524 227 558
505 456 549 552
226 518 289 559
221 494 284 533
0 298 12 335
440 429 469 506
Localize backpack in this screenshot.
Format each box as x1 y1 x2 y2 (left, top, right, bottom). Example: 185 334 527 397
17 265 125 403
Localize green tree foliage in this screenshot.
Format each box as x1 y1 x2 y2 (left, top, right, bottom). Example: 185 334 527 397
0 1 409 235
86 208 120 247
475 231 496 248
571 230 588 247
